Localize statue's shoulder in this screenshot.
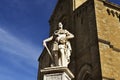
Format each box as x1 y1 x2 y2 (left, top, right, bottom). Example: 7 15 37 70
64 29 70 33
64 29 68 32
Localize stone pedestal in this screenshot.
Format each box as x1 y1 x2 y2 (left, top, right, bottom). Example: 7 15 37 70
41 67 74 80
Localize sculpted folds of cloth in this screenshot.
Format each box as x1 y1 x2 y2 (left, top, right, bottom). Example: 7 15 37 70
43 22 74 67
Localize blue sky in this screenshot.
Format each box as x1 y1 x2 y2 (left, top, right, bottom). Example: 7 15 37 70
0 0 119 80
0 0 57 80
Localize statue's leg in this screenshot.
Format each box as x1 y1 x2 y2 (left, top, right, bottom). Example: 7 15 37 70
53 51 59 66
58 51 62 66
60 49 67 67
66 49 71 65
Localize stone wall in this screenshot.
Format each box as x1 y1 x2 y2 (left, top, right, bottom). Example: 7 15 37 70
94 0 120 80
73 0 102 80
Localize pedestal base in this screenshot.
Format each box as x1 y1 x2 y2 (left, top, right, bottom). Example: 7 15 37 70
41 67 74 80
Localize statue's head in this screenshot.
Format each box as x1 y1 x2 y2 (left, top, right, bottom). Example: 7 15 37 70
58 22 63 29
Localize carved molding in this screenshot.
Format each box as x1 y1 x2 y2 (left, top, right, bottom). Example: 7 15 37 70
103 0 120 11
98 38 120 52
106 8 120 21
102 76 115 80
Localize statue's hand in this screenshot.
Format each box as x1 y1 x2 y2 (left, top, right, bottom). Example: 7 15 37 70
43 41 47 47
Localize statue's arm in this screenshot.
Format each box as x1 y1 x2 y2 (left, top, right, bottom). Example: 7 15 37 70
65 30 74 39
43 36 53 46
44 36 53 42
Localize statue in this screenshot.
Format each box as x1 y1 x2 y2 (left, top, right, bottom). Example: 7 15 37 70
43 22 74 67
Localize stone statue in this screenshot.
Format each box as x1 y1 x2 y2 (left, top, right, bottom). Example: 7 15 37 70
43 22 74 67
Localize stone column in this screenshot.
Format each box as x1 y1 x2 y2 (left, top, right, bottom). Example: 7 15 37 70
41 67 74 80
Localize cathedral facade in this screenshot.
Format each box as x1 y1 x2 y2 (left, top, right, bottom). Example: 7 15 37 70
37 0 120 80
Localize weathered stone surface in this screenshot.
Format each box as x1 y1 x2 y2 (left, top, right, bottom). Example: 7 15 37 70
73 0 102 80
94 0 120 80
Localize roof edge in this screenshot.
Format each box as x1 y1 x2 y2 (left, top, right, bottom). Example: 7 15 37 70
99 0 120 11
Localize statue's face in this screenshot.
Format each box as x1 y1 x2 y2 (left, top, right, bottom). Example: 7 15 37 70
58 22 63 29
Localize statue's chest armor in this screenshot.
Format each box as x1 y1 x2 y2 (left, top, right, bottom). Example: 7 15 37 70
54 30 67 43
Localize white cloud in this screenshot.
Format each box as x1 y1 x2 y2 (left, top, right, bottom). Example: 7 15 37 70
0 28 42 80
0 28 41 60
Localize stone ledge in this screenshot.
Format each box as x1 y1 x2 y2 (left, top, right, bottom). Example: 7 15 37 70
41 66 74 79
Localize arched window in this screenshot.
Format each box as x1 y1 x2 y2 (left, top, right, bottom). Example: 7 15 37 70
82 71 92 80
76 64 92 80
